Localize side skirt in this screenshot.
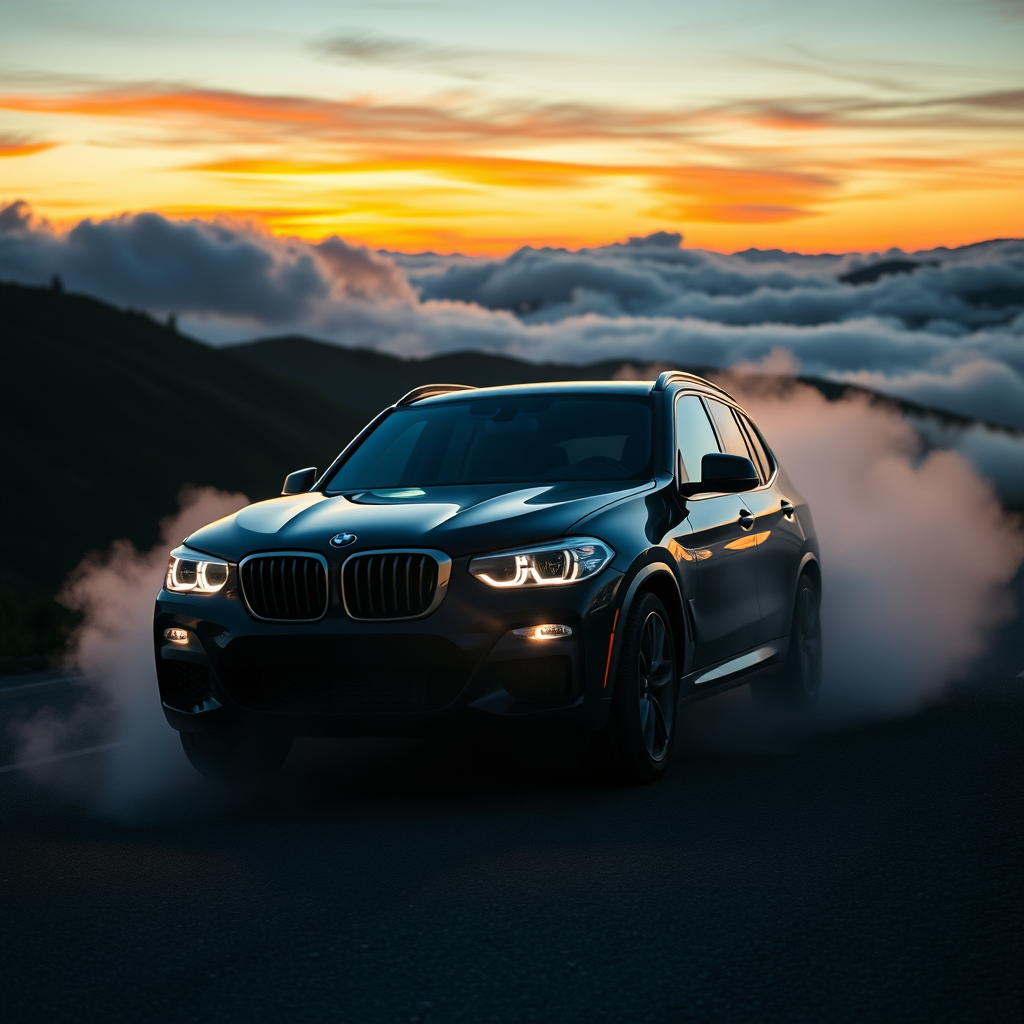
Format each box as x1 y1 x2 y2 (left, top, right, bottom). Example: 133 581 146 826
677 638 789 707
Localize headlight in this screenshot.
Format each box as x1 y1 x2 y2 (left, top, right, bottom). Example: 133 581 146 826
469 538 614 588
165 546 229 594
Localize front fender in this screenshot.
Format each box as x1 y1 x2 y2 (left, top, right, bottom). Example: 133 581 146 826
601 559 687 700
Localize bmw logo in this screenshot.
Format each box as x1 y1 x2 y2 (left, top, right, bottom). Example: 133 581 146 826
330 532 358 548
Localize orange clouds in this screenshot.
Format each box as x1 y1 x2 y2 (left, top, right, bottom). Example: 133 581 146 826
0 82 1020 252
195 155 608 190
0 86 693 146
0 138 55 159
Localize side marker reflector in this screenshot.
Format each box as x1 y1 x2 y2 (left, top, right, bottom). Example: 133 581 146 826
602 607 621 688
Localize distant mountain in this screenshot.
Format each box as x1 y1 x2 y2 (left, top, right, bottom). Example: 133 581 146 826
230 334 987 432
839 259 939 286
0 282 364 661
230 335 634 421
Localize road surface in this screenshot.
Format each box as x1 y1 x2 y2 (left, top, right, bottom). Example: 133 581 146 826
2 597 1021 1023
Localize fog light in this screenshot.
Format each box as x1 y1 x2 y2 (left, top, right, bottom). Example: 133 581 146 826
512 623 573 641
164 627 190 645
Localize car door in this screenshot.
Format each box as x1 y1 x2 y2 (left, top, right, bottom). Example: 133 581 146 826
734 411 805 643
675 393 761 669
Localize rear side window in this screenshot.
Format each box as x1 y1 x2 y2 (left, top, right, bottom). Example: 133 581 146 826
738 413 775 482
706 399 753 462
675 395 720 483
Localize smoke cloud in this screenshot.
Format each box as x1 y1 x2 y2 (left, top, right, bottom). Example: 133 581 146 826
14 487 248 819
2 201 1021 427
909 416 1024 509
683 373 1024 749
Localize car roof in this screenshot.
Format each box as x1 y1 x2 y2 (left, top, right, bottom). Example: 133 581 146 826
407 376 742 407
411 380 653 405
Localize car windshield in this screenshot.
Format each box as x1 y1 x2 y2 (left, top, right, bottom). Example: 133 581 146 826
323 394 654 491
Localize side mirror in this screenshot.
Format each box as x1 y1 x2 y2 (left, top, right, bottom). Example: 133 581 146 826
679 453 758 497
282 467 318 495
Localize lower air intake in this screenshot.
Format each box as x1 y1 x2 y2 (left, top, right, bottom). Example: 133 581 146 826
157 660 211 712
216 635 472 714
489 657 575 704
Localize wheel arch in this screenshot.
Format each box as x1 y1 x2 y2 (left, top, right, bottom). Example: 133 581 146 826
604 561 689 697
797 551 821 595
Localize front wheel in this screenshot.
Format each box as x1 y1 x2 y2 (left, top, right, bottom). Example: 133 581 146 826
587 592 679 785
180 727 292 780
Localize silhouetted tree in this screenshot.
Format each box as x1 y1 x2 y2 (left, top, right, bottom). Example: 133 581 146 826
50 274 63 293
167 313 177 333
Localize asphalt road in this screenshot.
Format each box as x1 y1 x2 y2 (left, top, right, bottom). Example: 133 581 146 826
2 605 1022 1023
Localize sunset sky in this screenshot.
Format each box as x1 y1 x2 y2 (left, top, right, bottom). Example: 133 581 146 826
1 0 1022 254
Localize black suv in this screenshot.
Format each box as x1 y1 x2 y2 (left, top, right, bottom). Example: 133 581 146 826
154 371 821 783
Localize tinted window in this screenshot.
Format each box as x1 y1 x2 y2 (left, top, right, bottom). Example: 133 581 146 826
324 395 653 490
740 414 775 481
675 395 720 483
707 400 752 460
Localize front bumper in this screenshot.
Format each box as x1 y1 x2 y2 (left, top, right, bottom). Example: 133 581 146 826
154 555 623 739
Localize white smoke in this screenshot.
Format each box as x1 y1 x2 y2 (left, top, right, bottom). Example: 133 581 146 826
14 487 248 819
682 368 1024 750
909 415 1024 509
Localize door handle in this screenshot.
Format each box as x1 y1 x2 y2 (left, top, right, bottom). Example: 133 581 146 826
780 500 795 519
738 510 755 530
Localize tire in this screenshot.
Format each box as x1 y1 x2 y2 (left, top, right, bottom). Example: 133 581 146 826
180 727 292 780
753 573 822 707
587 592 679 785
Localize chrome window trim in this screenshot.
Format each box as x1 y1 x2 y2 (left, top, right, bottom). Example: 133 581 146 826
340 548 453 622
238 550 330 623
735 410 778 485
672 388 778 497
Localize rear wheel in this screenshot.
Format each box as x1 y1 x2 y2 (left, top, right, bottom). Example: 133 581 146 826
180 727 292 780
587 592 678 785
754 573 822 707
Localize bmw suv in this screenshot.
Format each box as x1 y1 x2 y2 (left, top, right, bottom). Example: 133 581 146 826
154 370 821 783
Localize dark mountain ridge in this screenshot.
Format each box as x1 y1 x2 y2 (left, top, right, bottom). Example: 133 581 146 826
230 334 995 433
0 282 363 662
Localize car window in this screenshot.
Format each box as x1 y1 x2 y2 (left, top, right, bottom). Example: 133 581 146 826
323 395 654 490
675 395 720 483
737 412 771 483
707 400 753 460
741 411 770 479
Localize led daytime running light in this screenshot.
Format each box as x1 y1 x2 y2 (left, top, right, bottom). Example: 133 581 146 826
469 538 613 589
477 551 580 589
165 553 229 594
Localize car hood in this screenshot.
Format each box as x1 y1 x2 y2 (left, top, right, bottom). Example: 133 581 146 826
183 481 652 562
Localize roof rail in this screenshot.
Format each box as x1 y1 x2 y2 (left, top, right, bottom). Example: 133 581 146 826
395 383 477 406
650 369 718 393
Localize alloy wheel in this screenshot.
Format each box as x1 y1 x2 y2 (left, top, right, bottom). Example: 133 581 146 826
637 610 675 761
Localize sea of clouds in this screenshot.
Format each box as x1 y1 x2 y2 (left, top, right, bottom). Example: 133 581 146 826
2 198 1022 500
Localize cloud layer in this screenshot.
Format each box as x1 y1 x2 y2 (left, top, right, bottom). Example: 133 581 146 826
1 203 1022 431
